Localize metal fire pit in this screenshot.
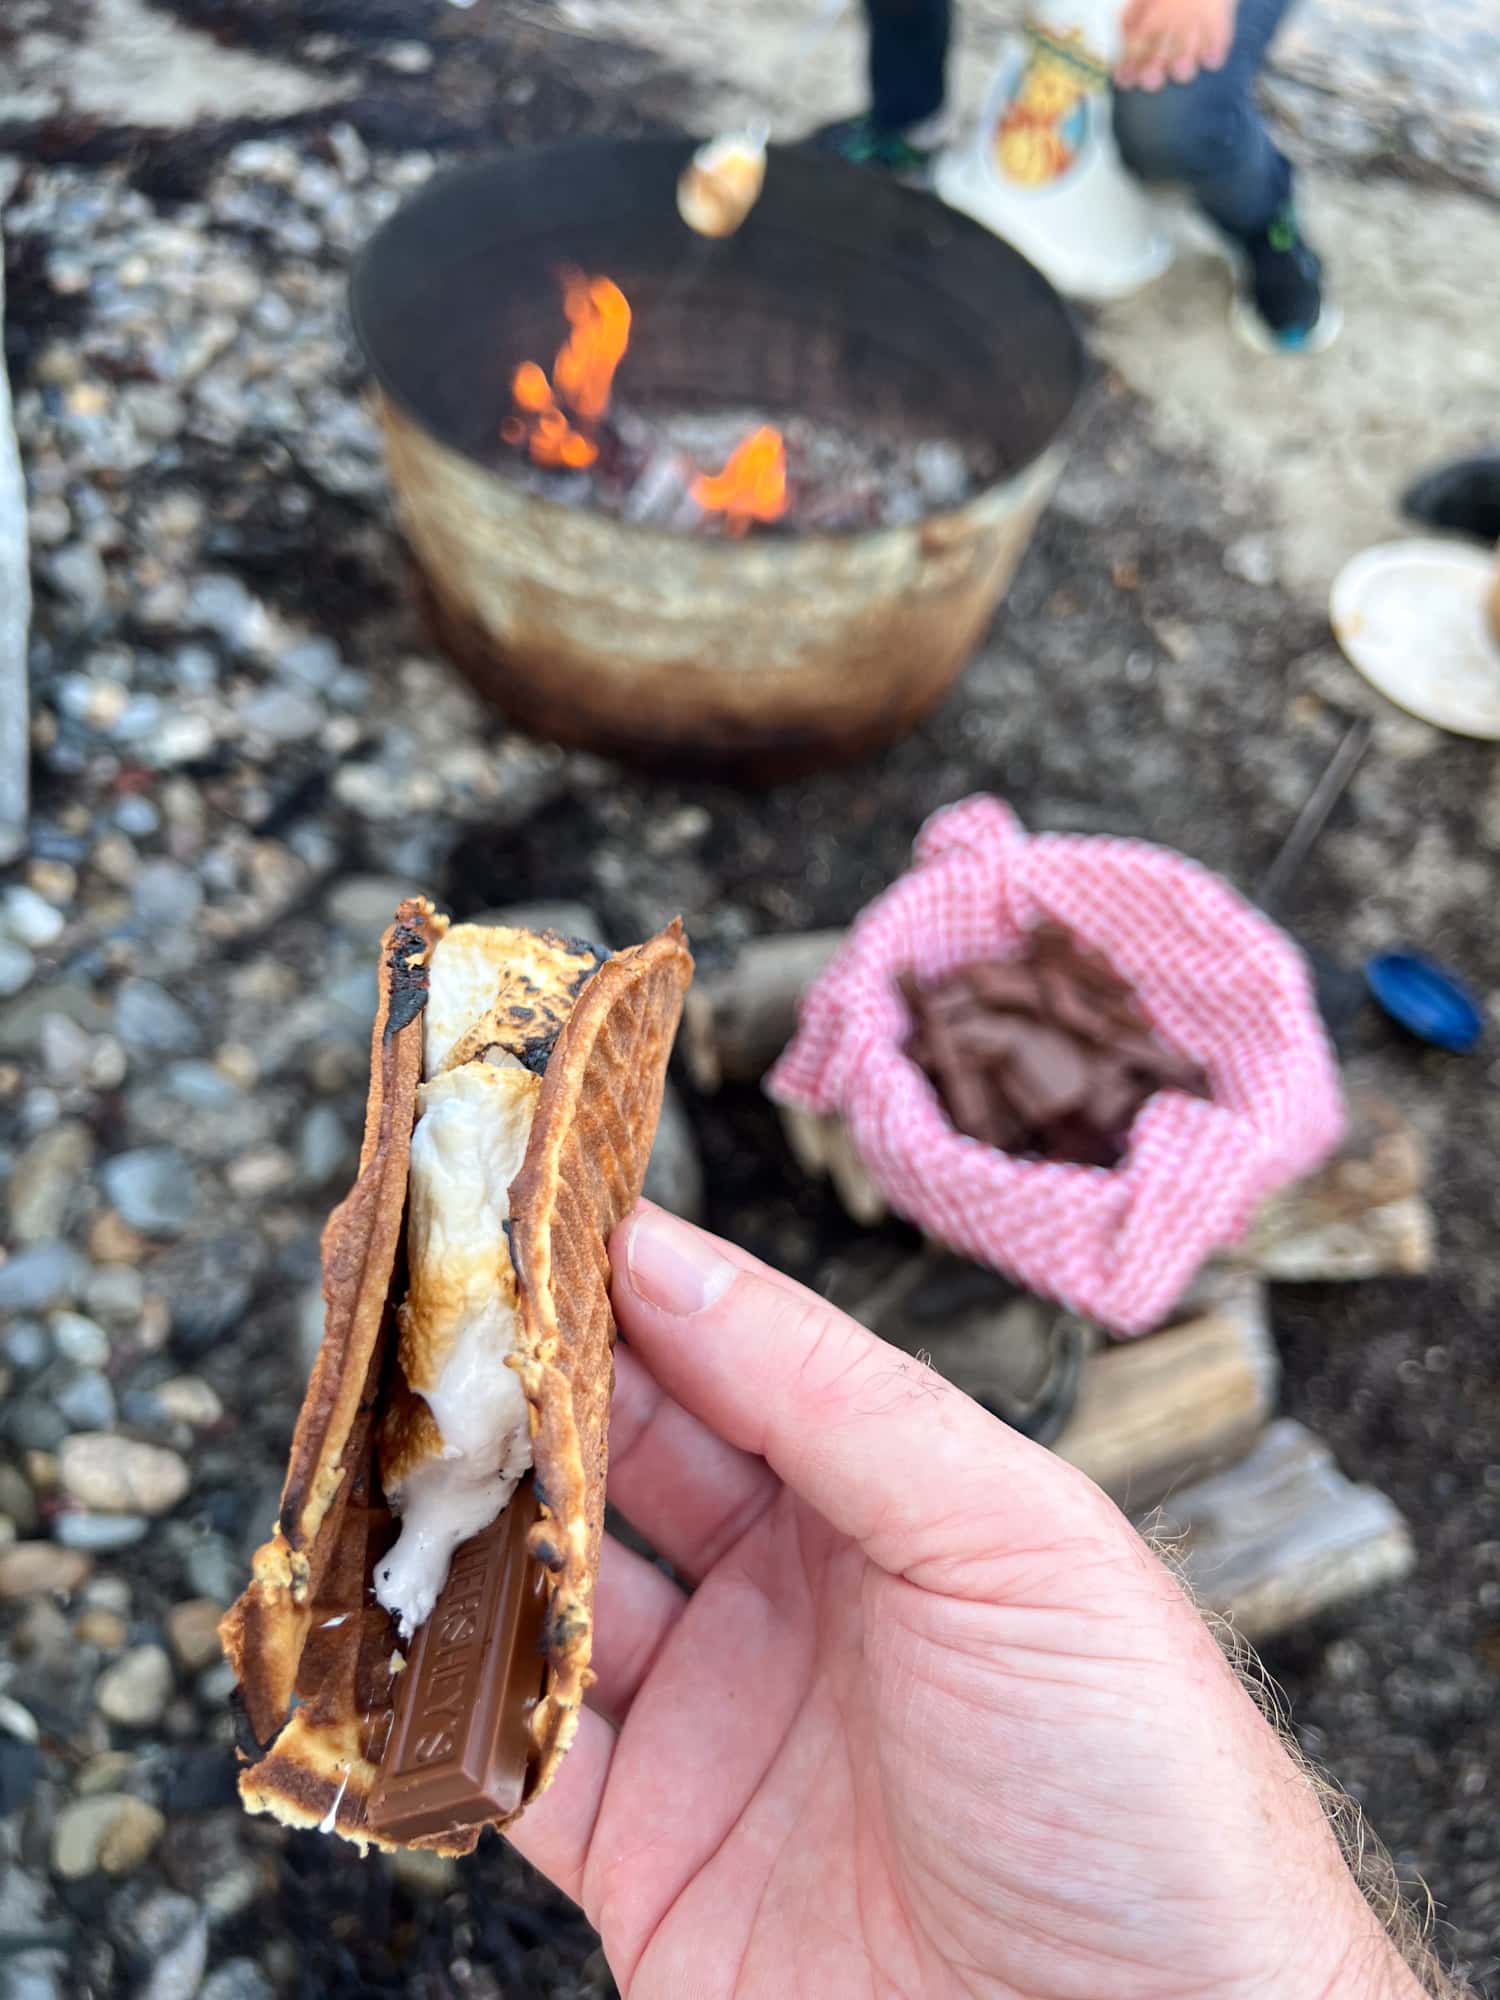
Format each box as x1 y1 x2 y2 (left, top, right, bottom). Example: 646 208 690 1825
351 139 1087 781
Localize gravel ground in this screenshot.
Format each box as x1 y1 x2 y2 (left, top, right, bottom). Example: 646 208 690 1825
2 2 1499 1996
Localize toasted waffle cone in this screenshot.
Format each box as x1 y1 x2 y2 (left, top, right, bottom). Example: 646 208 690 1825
220 912 693 1852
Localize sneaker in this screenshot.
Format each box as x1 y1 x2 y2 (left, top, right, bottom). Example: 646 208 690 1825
804 113 944 183
1400 455 1500 546
1230 205 1341 354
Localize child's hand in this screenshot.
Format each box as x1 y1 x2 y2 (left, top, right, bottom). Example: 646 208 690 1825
1117 0 1235 89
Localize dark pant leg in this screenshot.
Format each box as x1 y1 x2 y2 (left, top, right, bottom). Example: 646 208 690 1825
1112 0 1296 237
865 0 952 131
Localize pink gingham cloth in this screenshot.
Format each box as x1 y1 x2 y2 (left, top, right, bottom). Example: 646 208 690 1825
765 796 1344 1335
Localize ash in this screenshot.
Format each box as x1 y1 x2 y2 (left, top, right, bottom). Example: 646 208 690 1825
503 403 982 534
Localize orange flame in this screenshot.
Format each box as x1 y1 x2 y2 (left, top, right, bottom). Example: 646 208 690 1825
691 425 789 533
504 275 789 532
552 273 631 423
505 272 631 470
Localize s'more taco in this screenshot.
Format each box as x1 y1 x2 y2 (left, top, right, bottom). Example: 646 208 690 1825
219 901 693 1854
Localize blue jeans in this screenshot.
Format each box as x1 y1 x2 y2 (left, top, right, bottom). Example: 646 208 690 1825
1112 0 1295 237
863 0 1296 238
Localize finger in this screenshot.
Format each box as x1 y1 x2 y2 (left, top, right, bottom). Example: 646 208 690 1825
1170 44 1199 81
1202 20 1232 67
503 1703 615 1910
586 1531 687 1723
610 1206 1111 1592
608 1341 778 1582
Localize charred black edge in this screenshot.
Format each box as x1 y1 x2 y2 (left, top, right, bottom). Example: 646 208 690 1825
230 1684 271 1763
383 909 437 1039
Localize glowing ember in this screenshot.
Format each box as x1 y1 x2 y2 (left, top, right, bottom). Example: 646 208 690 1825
504 273 791 532
690 426 788 534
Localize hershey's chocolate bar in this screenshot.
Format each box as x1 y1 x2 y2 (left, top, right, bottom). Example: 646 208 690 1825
366 1480 549 1845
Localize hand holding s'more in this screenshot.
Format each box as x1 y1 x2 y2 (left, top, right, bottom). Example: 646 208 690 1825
219 901 691 1854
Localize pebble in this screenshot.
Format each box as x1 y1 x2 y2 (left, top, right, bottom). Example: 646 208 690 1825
1224 534 1277 586
4 1401 67 1453
153 1376 223 1428
84 1263 145 1323
132 858 204 933
195 1659 236 1706
0 1243 82 1312
225 1147 294 1198
381 38 435 72
50 1309 111 1367
95 1643 174 1727
59 1433 191 1515
114 977 201 1054
0 937 36 994
1 884 67 949
55 1368 119 1431
478 898 611 948
164 1060 242 1110
201 1963 274 2000
240 684 325 742
324 874 418 935
28 494 73 545
389 1848 459 1895
9 1121 94 1243
0 1692 40 1743
0 1731 42 1817
150 713 216 766
297 1102 349 1186
74 1604 128 1648
130 1890 209 2000
55 1511 151 1552
186 573 270 653
52 1793 166 1878
47 542 109 618
82 1572 131 1612
99 1147 197 1236
0 1542 93 1599
277 634 341 688
155 1233 261 1350
4 1319 53 1370
0 1461 39 1532
166 1598 226 1673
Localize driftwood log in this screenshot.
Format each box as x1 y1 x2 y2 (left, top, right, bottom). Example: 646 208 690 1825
1147 1419 1415 1642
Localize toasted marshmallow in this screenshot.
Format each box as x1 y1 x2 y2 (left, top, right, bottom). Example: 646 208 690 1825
374 931 553 1636
677 134 768 239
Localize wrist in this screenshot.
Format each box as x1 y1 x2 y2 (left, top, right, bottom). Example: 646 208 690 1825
1296 1887 1432 2000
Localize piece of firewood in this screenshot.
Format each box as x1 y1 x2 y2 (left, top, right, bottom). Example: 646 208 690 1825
1237 1091 1433 1280
777 1103 888 1226
681 930 844 1089
1144 1419 1414 1642
1054 1269 1278 1508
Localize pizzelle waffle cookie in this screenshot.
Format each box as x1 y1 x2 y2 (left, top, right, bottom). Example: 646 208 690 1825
219 900 693 1853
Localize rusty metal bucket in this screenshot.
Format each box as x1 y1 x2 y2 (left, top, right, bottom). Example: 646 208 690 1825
352 140 1088 782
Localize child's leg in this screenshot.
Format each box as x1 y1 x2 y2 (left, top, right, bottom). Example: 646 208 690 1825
865 0 952 134
1110 0 1293 237
1111 0 1331 343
